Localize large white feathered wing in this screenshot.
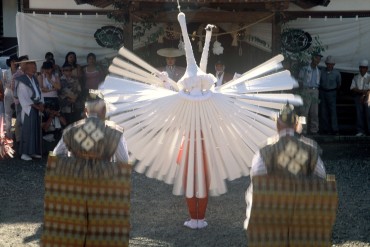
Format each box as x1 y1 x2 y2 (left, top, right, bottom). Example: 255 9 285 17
101 48 302 197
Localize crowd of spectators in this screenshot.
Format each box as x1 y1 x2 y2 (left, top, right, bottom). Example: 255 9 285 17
0 51 106 160
297 53 370 136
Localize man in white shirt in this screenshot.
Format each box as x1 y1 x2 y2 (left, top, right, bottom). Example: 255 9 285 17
350 59 370 136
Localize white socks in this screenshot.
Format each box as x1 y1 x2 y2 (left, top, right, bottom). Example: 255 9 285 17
184 219 208 229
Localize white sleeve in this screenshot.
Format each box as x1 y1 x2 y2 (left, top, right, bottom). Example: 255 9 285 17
314 156 327 179
52 138 69 156
250 151 267 177
113 134 129 163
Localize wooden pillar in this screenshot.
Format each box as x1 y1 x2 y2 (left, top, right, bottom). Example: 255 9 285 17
123 4 134 51
271 12 282 56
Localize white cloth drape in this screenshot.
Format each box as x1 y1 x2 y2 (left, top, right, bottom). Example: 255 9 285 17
16 12 118 68
286 17 370 73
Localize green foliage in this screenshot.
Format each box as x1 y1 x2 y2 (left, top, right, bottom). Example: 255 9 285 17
107 2 164 50
281 28 327 78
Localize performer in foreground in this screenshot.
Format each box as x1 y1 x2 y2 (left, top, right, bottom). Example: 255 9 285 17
41 91 131 246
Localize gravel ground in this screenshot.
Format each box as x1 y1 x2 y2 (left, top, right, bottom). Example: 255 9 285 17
0 142 369 247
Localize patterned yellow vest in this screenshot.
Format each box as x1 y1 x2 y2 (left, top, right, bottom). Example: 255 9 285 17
42 117 131 247
63 117 123 160
260 134 319 177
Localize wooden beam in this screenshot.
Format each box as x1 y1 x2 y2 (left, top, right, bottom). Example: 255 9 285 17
271 12 282 56
281 11 370 21
132 10 273 23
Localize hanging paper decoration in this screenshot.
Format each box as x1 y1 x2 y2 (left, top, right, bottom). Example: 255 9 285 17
213 40 224 55
158 33 164 43
231 31 238 47
237 23 246 57
178 39 185 52
237 26 246 41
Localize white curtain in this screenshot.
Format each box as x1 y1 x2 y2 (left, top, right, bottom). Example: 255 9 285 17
16 12 120 68
286 17 370 73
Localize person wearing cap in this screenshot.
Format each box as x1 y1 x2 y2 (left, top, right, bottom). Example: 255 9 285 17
213 60 233 87
319 55 341 135
157 48 186 82
244 103 326 230
298 52 323 135
350 59 370 137
42 91 131 246
16 60 44 161
2 54 18 138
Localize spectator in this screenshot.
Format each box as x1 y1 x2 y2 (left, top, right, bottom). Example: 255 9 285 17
319 55 341 135
12 55 29 148
0 78 3 117
59 64 83 125
41 91 131 246
3 55 18 139
350 59 370 136
63 52 85 113
41 101 66 154
62 51 83 83
44 51 54 61
48 58 62 79
38 61 61 110
244 103 326 229
15 60 44 161
83 52 104 90
298 53 322 135
44 52 62 77
157 48 186 82
213 60 233 87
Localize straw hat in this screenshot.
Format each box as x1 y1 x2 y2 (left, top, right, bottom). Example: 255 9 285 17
157 48 185 58
14 59 43 64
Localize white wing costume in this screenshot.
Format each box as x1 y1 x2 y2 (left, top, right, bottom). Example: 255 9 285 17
101 12 302 198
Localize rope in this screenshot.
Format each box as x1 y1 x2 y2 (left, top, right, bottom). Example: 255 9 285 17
131 12 274 39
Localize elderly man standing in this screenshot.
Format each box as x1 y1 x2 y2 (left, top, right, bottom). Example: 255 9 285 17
16 60 44 161
319 56 342 135
351 59 370 137
298 53 322 135
41 91 131 247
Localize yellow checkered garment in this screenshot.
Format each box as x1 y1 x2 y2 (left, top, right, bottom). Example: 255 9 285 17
41 118 131 247
247 175 338 247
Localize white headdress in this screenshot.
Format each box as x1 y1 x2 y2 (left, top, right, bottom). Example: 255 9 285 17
177 12 217 97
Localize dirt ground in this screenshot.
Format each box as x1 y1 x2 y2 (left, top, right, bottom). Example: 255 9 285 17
0 142 369 247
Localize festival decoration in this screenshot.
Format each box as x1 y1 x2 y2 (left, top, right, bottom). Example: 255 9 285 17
0 117 14 159
212 40 224 55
